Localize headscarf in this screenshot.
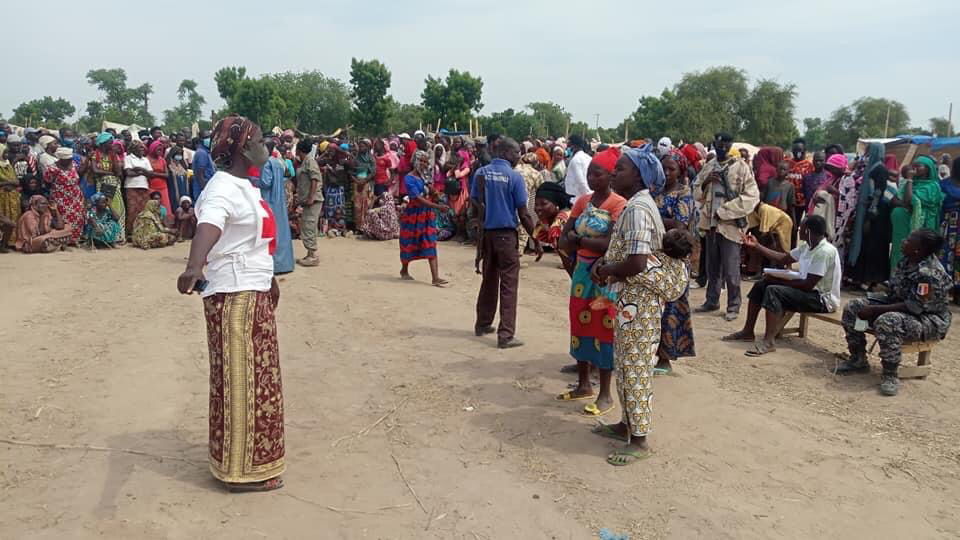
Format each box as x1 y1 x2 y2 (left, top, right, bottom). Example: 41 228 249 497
753 147 784 190
521 153 541 166
657 137 672 155
914 155 939 182
433 143 447 166
693 142 707 160
848 142 885 266
590 147 621 173
54 147 73 160
179 195 192 205
680 144 701 172
535 147 552 170
412 150 431 178
826 153 848 172
535 181 573 210
28 194 48 211
210 114 257 167
623 144 666 197
38 135 56 148
91 192 108 204
148 138 167 158
662 149 689 174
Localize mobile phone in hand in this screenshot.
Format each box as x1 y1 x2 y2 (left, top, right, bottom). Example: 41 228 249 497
193 279 209 293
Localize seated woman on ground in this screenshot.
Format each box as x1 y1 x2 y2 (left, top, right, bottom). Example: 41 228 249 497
363 192 399 241
149 191 173 227
85 192 123 248
131 199 177 249
15 195 73 253
174 196 197 240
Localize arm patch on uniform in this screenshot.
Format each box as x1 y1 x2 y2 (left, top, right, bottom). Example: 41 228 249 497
916 282 930 297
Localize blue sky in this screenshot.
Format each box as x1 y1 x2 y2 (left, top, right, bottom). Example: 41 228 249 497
5 0 958 131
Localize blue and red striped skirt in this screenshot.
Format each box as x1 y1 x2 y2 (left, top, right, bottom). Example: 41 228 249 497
399 202 437 262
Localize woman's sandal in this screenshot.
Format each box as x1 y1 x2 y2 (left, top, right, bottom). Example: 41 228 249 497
226 477 284 493
582 403 614 417
591 423 628 442
606 448 651 467
555 390 595 402
744 342 776 357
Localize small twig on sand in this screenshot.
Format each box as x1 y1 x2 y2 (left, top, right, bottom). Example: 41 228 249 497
392 454 428 514
0 438 203 466
280 492 411 514
332 397 409 447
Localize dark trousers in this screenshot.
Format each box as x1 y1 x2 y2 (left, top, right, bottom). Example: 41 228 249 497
747 279 826 314
476 229 520 341
704 228 742 313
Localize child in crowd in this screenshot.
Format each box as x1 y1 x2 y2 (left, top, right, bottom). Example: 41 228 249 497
324 207 347 237
174 196 197 241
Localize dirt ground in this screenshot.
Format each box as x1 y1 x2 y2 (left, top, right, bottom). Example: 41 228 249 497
1 237 959 540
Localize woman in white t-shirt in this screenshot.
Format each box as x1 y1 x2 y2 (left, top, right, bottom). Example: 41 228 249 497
177 115 284 493
123 140 153 234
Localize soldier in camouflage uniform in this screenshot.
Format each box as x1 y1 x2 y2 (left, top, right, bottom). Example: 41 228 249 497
837 229 952 396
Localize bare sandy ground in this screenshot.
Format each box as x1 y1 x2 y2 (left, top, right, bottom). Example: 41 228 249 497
1 238 959 540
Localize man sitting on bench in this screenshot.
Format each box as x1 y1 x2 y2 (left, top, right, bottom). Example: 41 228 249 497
722 215 841 356
836 229 952 396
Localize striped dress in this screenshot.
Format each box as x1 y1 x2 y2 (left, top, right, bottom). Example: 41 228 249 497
399 174 437 262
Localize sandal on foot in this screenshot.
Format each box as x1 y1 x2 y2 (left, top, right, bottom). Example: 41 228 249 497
582 403 614 417
555 390 595 402
653 367 673 377
744 342 776 357
607 448 651 467
591 424 628 442
721 332 755 342
432 279 449 288
226 477 284 493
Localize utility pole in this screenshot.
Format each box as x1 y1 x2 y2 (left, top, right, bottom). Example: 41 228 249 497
883 103 891 138
949 102 954 137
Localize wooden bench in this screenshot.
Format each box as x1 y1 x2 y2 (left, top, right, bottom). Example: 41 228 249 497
778 311 936 379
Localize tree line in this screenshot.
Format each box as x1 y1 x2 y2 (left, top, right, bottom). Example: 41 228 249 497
5 62 953 151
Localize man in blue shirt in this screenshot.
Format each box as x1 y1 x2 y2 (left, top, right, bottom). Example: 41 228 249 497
192 130 215 199
471 137 541 348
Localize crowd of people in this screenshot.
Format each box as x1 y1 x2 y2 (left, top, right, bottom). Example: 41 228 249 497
2 114 956 487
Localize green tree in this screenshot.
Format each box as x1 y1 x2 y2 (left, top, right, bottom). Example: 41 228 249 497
801 117 828 151
929 116 952 136
668 66 748 142
349 58 392 135
265 71 351 133
80 68 155 128
739 79 798 146
214 66 247 101
620 90 677 141
824 98 910 149
526 102 572 138
384 98 425 134
229 78 286 129
421 69 483 130
162 79 207 132
10 96 76 127
479 108 537 140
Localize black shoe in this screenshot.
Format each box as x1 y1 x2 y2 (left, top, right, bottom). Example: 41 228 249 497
835 359 870 375
475 325 495 337
498 338 524 349
694 304 720 313
879 373 899 396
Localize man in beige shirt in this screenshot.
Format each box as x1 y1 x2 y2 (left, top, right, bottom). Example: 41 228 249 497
693 132 760 321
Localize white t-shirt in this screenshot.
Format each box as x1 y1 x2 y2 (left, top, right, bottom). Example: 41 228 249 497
790 238 842 312
564 151 592 198
123 154 152 189
196 171 276 297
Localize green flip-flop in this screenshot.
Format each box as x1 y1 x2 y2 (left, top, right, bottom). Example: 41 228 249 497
606 448 651 467
591 424 628 442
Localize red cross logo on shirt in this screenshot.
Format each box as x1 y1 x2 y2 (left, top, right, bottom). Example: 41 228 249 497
259 200 277 255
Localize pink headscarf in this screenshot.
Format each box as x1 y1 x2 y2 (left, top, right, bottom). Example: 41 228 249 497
148 138 167 158
826 153 848 171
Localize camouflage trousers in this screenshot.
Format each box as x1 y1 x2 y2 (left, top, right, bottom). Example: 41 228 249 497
841 299 923 371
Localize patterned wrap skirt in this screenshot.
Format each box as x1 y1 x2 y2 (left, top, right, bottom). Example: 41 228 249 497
569 257 616 370
399 202 437 263
203 291 285 483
